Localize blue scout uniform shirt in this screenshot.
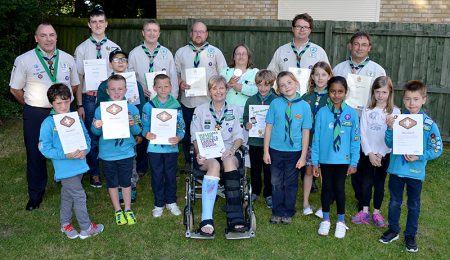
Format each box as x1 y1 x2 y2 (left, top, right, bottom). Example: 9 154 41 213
39 112 91 181
385 111 443 181
265 96 313 152
311 102 360 167
141 95 186 153
91 103 141 161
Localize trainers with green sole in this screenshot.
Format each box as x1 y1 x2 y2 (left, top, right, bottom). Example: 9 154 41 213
115 210 127 225
125 210 137 225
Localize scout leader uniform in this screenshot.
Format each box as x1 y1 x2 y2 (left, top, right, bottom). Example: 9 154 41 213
267 40 329 73
128 42 178 98
333 57 386 79
10 46 79 205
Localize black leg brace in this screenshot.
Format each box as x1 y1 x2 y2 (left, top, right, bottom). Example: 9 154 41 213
223 170 245 229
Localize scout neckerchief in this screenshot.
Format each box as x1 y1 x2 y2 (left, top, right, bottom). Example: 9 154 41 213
257 89 274 105
189 41 209 68
141 42 161 72
150 95 180 109
283 93 303 146
35 46 59 83
291 40 311 68
312 87 328 114
348 56 370 74
209 101 228 131
327 100 347 152
89 36 108 59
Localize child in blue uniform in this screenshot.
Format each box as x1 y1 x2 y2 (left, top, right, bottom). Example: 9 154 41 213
379 80 442 253
39 83 104 239
142 74 185 218
312 76 360 238
92 74 142 225
264 71 312 224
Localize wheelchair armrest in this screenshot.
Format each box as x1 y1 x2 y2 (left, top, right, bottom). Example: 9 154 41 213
238 145 248 156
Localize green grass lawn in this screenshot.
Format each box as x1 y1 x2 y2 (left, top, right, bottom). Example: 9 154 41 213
0 118 449 259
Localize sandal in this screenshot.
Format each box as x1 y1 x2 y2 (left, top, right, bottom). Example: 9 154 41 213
198 219 215 237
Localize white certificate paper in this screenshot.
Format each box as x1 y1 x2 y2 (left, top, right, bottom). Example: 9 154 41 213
150 108 177 145
83 59 107 91
144 71 167 99
53 112 87 154
185 67 207 97
100 100 130 140
393 114 423 155
346 73 373 109
289 67 311 96
195 131 226 159
118 72 140 105
248 105 270 138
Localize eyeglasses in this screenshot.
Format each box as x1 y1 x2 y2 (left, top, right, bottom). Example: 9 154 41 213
294 25 310 31
192 30 206 34
112 57 128 63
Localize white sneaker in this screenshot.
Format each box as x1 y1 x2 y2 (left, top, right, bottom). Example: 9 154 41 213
335 222 349 239
166 203 182 216
303 207 313 216
152 206 164 218
315 208 323 219
318 221 331 236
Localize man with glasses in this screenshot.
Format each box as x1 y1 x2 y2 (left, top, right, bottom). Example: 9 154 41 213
74 7 120 188
268 13 329 73
10 22 80 210
174 21 227 173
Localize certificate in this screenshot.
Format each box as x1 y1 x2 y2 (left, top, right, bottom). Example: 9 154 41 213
195 131 226 159
100 100 130 140
248 105 269 138
346 73 373 109
150 108 177 145
185 67 207 97
53 112 87 154
289 67 311 96
393 114 423 155
118 72 140 105
144 71 167 99
83 59 107 91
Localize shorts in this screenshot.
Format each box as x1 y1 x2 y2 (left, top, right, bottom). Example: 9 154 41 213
103 157 134 188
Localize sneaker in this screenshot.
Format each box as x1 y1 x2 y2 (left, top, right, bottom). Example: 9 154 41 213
281 217 292 225
124 210 137 225
251 194 258 202
61 223 79 239
303 207 313 216
166 203 182 216
115 210 127 225
79 222 104 239
265 196 273 209
269 215 281 224
119 188 124 205
90 176 102 188
152 206 164 218
315 208 323 219
379 229 399 244
318 220 331 236
335 222 349 238
131 187 137 204
405 235 418 253
372 213 386 228
351 211 370 224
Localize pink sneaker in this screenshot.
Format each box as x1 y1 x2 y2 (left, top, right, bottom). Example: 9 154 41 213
372 213 386 228
351 211 370 224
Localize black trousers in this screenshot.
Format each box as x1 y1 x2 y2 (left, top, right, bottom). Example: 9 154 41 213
249 145 272 198
181 103 195 164
321 164 348 214
351 151 365 210
360 154 389 209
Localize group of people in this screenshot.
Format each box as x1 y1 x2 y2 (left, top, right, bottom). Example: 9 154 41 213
9 8 443 253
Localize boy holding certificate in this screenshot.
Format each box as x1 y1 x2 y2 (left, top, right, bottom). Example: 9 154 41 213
142 74 185 217
92 74 142 225
380 81 442 252
39 84 104 239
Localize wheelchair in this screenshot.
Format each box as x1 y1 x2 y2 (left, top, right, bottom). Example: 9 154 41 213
183 146 256 239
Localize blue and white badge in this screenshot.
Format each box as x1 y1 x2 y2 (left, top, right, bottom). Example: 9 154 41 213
310 47 317 53
160 48 167 55
328 122 334 129
65 76 69 81
61 63 70 73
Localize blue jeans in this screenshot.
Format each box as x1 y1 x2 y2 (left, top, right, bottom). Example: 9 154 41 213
82 94 100 177
388 174 423 236
149 152 178 207
269 148 301 217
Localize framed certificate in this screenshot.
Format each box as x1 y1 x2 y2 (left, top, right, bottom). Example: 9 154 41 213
248 105 270 138
195 131 226 159
53 112 87 154
185 67 207 97
346 73 373 109
83 59 107 91
118 72 140 105
150 108 177 145
288 67 311 96
144 71 167 99
100 100 130 140
393 114 423 155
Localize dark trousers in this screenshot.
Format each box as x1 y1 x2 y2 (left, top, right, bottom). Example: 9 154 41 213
388 174 422 237
360 154 389 209
23 104 51 201
270 148 301 217
82 94 99 177
135 140 149 174
321 164 348 215
351 151 365 210
149 152 178 207
181 103 195 164
249 145 272 198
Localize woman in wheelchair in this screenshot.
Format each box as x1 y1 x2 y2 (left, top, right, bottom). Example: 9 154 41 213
191 75 245 236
